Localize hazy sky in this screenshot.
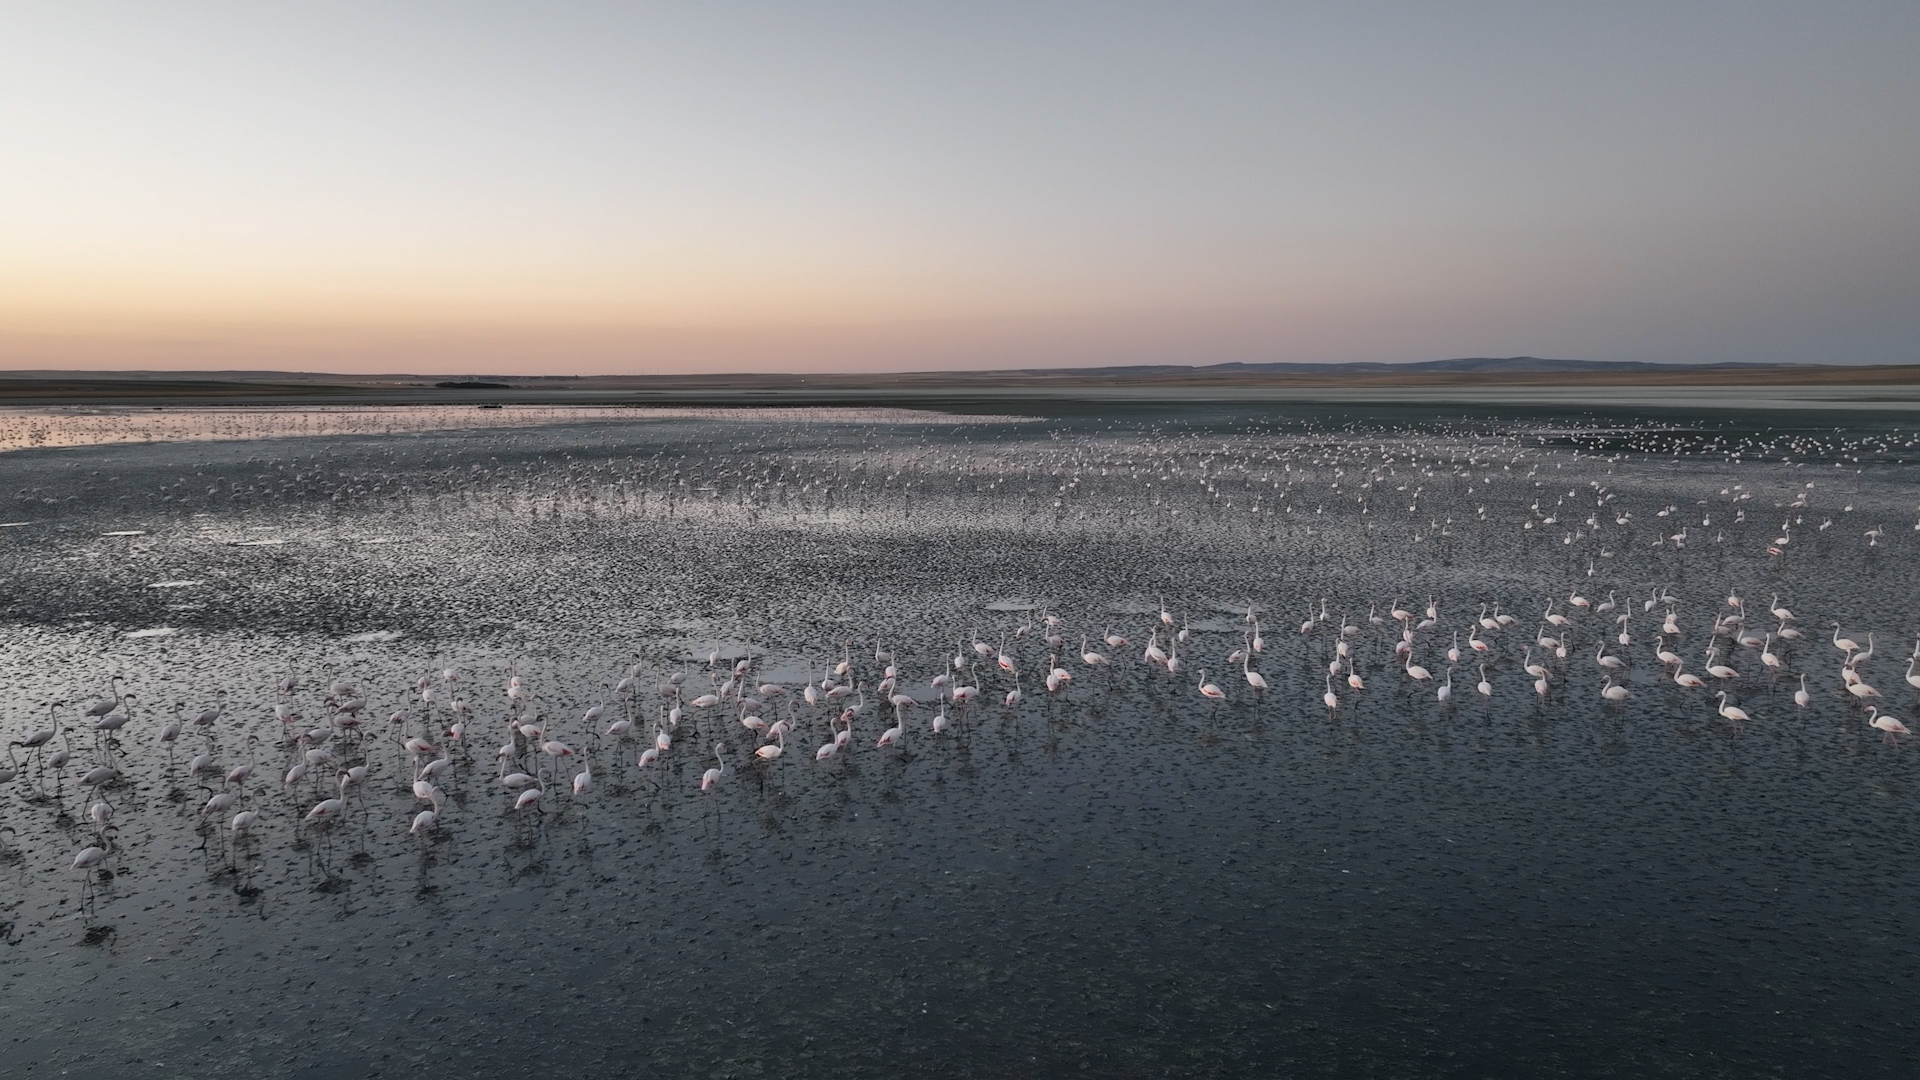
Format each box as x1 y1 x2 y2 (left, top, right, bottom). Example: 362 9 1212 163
3 2 1916 374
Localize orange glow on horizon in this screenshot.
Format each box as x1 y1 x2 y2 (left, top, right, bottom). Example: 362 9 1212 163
2 7 1911 374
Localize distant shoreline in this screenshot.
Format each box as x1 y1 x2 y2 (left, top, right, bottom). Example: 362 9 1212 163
3 360 1919 410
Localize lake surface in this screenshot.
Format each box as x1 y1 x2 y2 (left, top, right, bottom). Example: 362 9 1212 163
2 401 1917 1077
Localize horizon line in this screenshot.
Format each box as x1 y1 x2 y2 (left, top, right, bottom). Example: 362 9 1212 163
4 355 1911 382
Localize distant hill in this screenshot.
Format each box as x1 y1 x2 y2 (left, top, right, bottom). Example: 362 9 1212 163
1016 356 1786 378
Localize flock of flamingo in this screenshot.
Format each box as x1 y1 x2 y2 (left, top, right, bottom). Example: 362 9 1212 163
3 580 1913 899
3 409 1917 919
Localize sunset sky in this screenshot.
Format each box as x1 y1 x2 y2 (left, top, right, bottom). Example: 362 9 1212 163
3 3 1916 375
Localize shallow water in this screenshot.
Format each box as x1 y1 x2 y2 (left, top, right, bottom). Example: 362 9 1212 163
0 403 1015 452
2 403 1917 1077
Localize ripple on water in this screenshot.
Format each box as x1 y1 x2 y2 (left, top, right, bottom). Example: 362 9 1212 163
0 403 1915 1078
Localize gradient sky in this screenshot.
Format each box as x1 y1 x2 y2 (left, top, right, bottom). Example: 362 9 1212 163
3 2 1916 375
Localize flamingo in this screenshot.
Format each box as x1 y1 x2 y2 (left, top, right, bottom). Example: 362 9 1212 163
1242 653 1268 693
1080 636 1108 667
1704 649 1738 680
72 836 112 873
1867 707 1911 738
877 708 905 748
1760 635 1781 674
1196 670 1226 703
1143 632 1167 666
1833 623 1860 654
700 743 729 790
1523 647 1547 680
756 731 786 760
1714 691 1750 725
1853 633 1877 667
82 679 123 720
